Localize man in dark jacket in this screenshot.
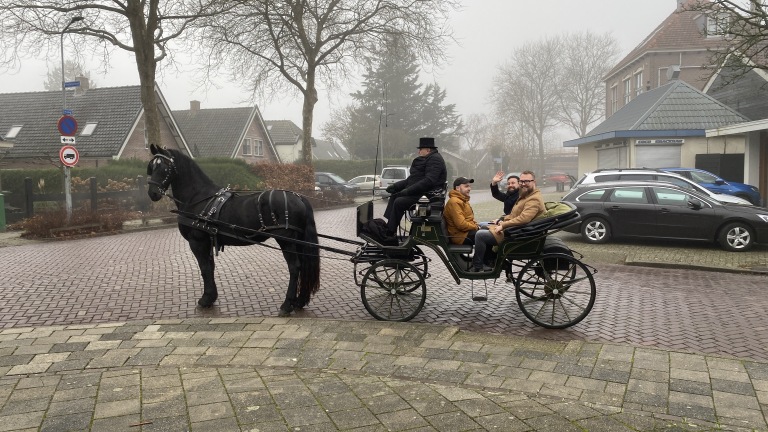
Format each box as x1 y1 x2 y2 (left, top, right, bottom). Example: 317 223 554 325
490 171 519 215
384 137 447 237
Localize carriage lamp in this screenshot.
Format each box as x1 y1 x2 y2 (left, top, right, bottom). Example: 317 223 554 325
417 195 430 218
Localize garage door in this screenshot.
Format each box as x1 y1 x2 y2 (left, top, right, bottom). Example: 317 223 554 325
636 145 681 168
597 146 627 169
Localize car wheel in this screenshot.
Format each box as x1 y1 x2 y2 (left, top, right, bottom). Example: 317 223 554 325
581 217 611 244
718 222 754 252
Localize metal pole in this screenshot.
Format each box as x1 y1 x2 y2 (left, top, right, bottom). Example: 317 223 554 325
61 16 82 225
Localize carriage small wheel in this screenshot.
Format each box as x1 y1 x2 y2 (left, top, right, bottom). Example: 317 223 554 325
514 253 596 329
360 259 427 322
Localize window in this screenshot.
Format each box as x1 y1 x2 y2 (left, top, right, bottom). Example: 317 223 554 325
652 188 691 206
623 78 631 104
242 138 252 155
610 85 618 115
608 187 648 204
634 72 643 96
706 13 730 37
5 125 22 139
81 122 97 136
577 190 607 202
254 139 263 156
688 170 719 183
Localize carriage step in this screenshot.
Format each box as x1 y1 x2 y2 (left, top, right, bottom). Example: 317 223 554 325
472 296 488 302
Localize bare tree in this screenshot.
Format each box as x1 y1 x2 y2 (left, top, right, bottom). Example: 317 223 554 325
685 1 768 83
492 36 562 176
558 31 620 137
194 0 460 166
0 0 228 148
44 60 96 91
461 113 488 179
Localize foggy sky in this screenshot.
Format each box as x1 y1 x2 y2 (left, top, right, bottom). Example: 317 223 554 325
2 0 675 142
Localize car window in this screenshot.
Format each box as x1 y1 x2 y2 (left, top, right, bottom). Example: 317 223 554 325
327 173 346 183
577 189 607 202
618 174 654 181
658 176 693 190
689 170 719 183
608 187 648 204
316 174 330 184
652 187 696 206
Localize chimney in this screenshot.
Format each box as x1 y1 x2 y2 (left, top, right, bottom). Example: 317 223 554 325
677 0 686 12
74 76 89 96
190 100 200 112
666 65 681 81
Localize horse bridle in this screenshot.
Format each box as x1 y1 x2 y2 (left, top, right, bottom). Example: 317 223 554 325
147 154 176 196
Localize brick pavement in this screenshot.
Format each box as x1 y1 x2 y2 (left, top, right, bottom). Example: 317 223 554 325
0 191 767 429
0 317 766 431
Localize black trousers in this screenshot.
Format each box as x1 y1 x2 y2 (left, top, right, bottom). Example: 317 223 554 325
384 195 421 234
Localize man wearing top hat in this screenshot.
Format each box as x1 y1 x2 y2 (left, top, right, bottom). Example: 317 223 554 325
384 137 447 238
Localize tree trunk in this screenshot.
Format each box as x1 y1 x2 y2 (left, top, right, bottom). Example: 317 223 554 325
300 71 318 167
127 0 162 150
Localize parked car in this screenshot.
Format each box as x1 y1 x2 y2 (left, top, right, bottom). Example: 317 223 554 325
573 168 753 205
315 172 357 197
660 167 761 206
347 174 380 194
562 181 768 251
542 172 576 186
375 166 410 198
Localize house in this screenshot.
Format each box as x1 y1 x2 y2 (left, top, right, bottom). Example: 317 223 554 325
0 79 190 168
313 138 350 161
173 101 280 163
564 78 750 182
264 120 305 163
603 0 728 118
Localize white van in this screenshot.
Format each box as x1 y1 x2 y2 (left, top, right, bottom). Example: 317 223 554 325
375 166 410 198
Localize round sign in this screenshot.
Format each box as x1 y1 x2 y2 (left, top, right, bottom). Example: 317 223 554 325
57 115 78 136
59 145 79 167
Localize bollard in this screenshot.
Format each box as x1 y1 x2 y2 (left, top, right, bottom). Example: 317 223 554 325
0 193 5 232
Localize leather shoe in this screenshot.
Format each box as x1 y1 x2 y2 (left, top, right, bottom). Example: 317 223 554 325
472 264 494 273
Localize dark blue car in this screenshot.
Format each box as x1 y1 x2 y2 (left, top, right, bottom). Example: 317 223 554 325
661 168 761 206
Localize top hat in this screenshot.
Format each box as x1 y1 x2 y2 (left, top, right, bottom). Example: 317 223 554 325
417 137 437 149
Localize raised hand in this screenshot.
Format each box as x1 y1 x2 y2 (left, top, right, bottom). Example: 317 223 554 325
492 170 505 185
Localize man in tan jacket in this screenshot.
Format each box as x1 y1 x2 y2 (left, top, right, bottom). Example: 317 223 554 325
444 177 480 245
471 170 545 272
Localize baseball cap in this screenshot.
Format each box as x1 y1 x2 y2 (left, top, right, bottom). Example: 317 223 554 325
453 177 474 188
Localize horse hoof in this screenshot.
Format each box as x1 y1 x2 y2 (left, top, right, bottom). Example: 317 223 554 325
197 296 217 308
278 309 291 317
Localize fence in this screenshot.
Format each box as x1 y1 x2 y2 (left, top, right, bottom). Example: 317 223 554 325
22 176 149 219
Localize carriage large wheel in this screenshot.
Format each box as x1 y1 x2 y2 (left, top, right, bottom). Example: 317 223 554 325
515 253 595 329
361 259 426 322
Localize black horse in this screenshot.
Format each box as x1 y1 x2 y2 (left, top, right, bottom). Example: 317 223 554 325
146 144 320 316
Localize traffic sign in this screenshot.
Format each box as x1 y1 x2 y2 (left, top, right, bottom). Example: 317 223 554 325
62 109 73 116
59 145 79 167
57 115 78 136
64 81 81 88
60 136 76 144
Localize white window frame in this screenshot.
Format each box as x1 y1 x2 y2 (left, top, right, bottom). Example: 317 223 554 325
254 139 263 156
634 71 643 96
242 138 252 156
623 78 631 105
706 13 730 37
610 84 618 115
5 125 22 139
80 122 97 136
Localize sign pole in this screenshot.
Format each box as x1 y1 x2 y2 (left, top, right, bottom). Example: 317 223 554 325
60 17 82 224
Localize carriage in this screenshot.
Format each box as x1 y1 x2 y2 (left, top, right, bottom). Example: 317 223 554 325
351 199 597 329
146 145 596 328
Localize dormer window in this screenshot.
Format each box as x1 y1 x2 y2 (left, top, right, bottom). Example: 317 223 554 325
4 125 21 139
80 122 97 136
706 12 730 37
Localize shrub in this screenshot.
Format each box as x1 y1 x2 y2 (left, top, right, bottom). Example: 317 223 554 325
10 207 141 239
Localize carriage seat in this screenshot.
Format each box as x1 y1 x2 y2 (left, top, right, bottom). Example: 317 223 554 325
502 202 580 241
437 216 474 254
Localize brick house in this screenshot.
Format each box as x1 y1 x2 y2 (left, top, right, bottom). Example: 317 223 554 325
0 79 190 168
173 101 280 163
603 0 728 118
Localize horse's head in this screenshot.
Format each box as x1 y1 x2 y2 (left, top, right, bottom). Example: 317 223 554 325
147 144 176 201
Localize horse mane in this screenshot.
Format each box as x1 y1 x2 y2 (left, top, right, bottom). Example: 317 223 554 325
166 148 218 188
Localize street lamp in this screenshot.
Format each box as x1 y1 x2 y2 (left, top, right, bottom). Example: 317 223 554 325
60 16 82 224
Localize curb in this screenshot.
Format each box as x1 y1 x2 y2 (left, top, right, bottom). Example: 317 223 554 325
624 257 768 275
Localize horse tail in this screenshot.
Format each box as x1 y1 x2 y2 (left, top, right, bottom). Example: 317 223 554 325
298 195 321 302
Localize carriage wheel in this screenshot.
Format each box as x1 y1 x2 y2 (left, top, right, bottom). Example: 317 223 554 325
361 259 426 322
515 253 595 329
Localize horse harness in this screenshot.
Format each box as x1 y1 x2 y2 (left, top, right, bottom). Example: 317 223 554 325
179 188 306 256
